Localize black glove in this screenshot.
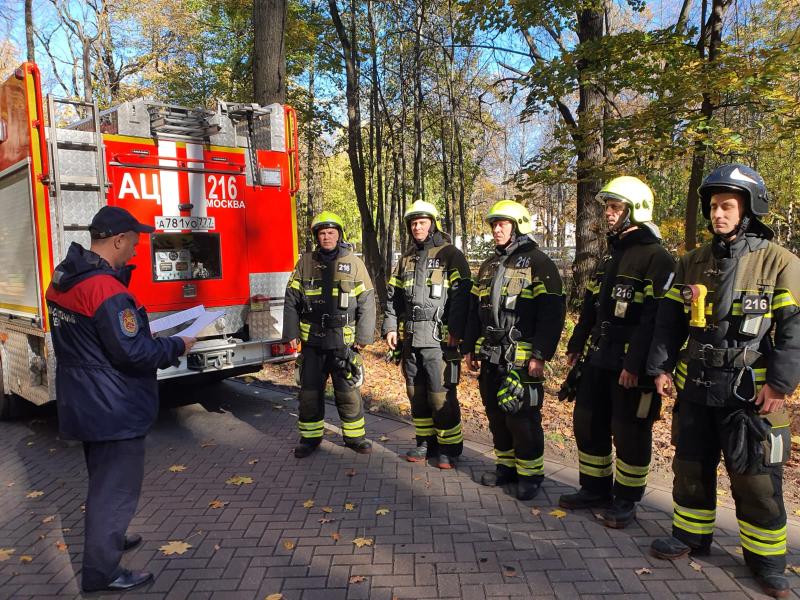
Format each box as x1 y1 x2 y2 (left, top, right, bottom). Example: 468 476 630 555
558 359 583 402
723 408 770 475
497 370 526 414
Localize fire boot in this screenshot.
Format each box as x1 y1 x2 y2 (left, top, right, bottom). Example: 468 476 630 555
755 572 790 599
558 488 612 510
516 475 542 501
406 439 437 462
601 498 637 529
650 536 710 560
294 440 321 459
480 465 517 487
437 455 456 470
345 439 373 454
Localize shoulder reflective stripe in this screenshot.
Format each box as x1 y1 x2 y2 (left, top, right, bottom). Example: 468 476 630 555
389 276 403 288
448 270 461 283
665 286 684 303
772 290 798 310
289 279 302 290
353 283 366 296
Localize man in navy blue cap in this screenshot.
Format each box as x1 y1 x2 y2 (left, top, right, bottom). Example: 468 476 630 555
46 205 196 592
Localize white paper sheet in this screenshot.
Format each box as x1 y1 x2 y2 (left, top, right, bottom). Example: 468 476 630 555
175 310 225 338
149 305 205 334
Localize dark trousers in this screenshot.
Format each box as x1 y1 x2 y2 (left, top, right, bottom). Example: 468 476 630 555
81 437 146 591
671 399 787 575
479 363 544 479
402 346 463 456
296 345 365 443
573 365 662 501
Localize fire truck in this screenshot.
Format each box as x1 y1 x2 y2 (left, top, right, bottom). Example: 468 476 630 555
0 62 300 418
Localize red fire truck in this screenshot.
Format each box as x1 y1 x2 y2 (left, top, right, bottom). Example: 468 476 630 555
0 62 300 417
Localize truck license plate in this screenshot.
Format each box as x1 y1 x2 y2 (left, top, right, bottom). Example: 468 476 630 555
155 215 215 231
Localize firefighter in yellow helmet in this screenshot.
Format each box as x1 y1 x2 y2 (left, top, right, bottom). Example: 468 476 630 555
463 200 565 500
647 164 800 598
283 211 376 457
383 200 472 469
558 176 674 528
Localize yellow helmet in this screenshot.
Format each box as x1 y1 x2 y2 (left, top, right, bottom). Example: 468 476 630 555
311 211 345 237
596 176 654 224
486 200 533 235
404 200 442 231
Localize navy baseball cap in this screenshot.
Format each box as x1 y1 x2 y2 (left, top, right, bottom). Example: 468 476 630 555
89 206 155 239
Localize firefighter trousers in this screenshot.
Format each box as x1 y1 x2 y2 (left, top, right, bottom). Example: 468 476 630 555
479 362 544 480
402 345 463 456
573 365 662 501
671 399 788 575
295 345 366 445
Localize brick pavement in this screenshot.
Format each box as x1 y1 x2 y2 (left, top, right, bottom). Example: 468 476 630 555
0 379 798 600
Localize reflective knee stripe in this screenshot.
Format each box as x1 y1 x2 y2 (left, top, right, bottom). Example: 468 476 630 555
516 455 544 476
413 417 435 437
437 422 463 445
341 417 366 439
739 520 787 557
495 448 515 468
673 503 716 536
578 451 613 478
298 419 324 439
615 458 649 488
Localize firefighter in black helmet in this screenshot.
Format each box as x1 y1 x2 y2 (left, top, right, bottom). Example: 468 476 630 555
558 177 675 529
283 211 377 458
463 201 565 501
647 164 800 599
383 201 472 469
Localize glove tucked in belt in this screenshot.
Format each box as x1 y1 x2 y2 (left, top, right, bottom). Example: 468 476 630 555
722 408 770 475
335 347 364 386
497 370 526 414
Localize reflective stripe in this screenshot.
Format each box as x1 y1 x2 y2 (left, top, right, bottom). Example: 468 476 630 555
674 513 715 535
673 503 716 535
579 451 613 478
475 337 484 354
665 286 683 303
738 520 787 541
449 270 462 284
617 459 649 475
353 283 367 296
740 522 787 556
616 459 649 487
299 322 311 342
516 455 544 476
495 448 515 468
772 290 798 310
413 417 435 437
341 417 366 439
389 276 403 288
437 423 463 445
343 326 355 345
289 279 302 291
298 420 325 439
579 451 613 466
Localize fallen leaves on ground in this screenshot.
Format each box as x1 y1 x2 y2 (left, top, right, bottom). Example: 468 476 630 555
19 555 33 563
264 594 283 600
200 440 216 448
5 482 13 487
352 537 373 548
303 499 315 509
282 540 295 551
331 532 341 542
226 475 254 486
717 489 727 496
689 561 702 572
318 517 334 524
0 548 15 561
349 575 366 584
635 567 652 575
794 509 800 517
379 435 390 442
159 540 192 555
792 435 800 446
168 465 187 473
42 515 55 524
247 458 259 465
503 565 518 577
322 506 333 513
55 541 67 552
344 502 356 511
375 507 390 516
549 509 567 519
25 491 44 499
788 565 800 576
208 500 228 509
346 469 357 477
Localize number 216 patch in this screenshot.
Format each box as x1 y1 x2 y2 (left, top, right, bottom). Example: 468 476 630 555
741 294 769 314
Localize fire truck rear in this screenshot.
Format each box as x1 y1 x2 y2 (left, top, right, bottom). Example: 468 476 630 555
0 62 299 418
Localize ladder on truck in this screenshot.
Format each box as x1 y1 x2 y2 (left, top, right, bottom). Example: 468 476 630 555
45 97 107 264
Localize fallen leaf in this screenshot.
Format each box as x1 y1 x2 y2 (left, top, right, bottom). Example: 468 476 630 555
159 540 192 556
344 502 356 511
318 517 334 524
25 491 44 499
322 506 333 513
352 537 373 548
593 512 605 520
19 555 33 563
61 528 70 533
200 440 216 448
264 594 283 600
27 441 34 446
242 376 256 384
5 482 14 487
49 448 56 453
247 458 259 465
0 548 15 561
80 504 85 512
282 540 295 551
349 575 366 584
788 565 800 576
168 465 187 473
368 405 379 413
303 499 315 509
375 507 390 516
791 435 800 446
794 509 800 517
379 435 390 442
734 547 743 555
503 565 518 577
42 515 55 524
717 488 727 496
213 544 220 552
549 509 567 519
331 532 341 542
635 567 652 575
413 476 422 481
226 475 254 486
208 500 229 509
530 508 541 517
689 561 702 572
346 469 357 477
55 541 67 552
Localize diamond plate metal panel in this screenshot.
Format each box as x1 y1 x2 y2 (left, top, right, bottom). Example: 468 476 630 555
0 322 50 405
249 272 292 299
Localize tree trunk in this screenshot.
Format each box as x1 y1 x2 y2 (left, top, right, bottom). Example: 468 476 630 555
411 0 425 203
25 0 35 62
328 0 387 307
305 59 317 252
253 0 287 105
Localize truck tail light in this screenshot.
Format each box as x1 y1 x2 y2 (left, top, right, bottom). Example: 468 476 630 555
250 294 269 312
271 339 298 357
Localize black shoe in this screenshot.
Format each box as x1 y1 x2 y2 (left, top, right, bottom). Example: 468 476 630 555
84 570 153 592
602 498 637 529
558 488 612 510
480 465 517 487
650 536 710 560
516 476 542 501
755 572 790 598
437 455 456 470
345 439 373 454
406 441 433 462
294 441 320 458
123 533 142 551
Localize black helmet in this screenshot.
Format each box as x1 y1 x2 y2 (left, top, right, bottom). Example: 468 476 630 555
699 163 769 219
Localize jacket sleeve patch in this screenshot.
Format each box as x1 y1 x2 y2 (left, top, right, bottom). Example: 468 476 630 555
118 308 139 337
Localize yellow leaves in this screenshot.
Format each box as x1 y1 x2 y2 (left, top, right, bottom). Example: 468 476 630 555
530 508 541 517
349 575 367 584
168 465 187 473
375 507 390 516
322 506 333 513
344 502 356 511
318 517 334 524
352 537 373 548
689 560 703 572
19 555 33 563
794 509 800 517
208 500 229 509
159 540 192 556
787 565 800 576
379 435 390 442
331 532 341 542
635 567 652 575
549 509 567 519
791 435 800 446
282 540 295 551
226 475 253 486
25 490 44 499
42 515 55 524
265 594 284 600
55 541 68 552
0 548 15 561
303 499 315 509
717 488 727 497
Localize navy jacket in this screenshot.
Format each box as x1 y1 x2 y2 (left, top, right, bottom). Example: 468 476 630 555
46 243 185 441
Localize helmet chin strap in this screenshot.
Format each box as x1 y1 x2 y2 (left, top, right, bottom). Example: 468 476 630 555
714 214 751 242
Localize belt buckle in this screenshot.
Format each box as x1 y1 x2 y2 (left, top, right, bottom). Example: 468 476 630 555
698 343 715 366
412 305 427 321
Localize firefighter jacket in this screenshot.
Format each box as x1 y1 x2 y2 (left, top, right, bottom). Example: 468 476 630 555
567 227 675 375
283 243 376 350
382 231 472 348
462 234 565 376
45 243 186 442
647 232 800 406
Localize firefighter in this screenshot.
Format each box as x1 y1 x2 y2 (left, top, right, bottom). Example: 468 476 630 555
647 164 800 599
283 211 377 458
383 200 472 469
558 177 675 529
463 200 565 500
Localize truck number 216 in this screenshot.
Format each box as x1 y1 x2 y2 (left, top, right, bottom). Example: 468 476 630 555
207 175 238 200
